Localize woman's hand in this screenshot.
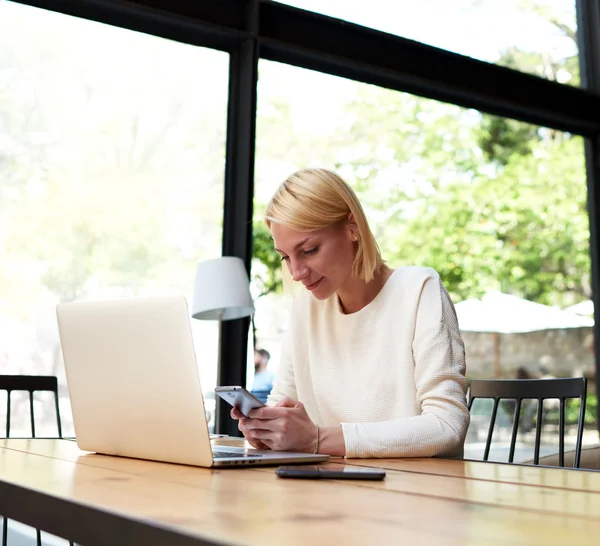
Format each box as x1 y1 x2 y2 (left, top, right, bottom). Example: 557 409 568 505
230 407 270 450
232 396 318 452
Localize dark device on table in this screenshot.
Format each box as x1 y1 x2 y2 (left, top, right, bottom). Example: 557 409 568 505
276 465 386 480
214 386 265 417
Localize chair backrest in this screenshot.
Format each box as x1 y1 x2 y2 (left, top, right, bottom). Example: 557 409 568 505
468 378 587 468
0 375 63 438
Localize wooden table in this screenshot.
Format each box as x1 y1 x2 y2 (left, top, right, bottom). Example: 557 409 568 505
1 439 599 546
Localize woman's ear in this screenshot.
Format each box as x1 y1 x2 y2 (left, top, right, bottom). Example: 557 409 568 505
347 213 358 241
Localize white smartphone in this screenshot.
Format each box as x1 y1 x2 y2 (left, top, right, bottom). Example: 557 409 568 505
214 386 266 417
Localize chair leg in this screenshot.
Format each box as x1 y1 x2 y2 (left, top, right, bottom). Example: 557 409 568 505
0 515 74 546
5 392 11 438
559 398 565 467
54 392 63 439
484 398 500 461
29 391 36 438
575 391 587 469
533 399 543 465
508 399 521 463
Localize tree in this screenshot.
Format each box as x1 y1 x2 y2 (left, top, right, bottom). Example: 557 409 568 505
478 116 540 166
388 135 588 305
250 220 285 347
252 221 284 299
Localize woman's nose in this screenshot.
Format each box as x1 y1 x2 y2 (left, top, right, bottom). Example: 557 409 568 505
291 260 309 282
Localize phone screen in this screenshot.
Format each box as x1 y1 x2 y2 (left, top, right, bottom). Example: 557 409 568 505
276 465 386 480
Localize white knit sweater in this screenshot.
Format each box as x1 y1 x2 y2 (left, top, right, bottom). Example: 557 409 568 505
268 266 470 458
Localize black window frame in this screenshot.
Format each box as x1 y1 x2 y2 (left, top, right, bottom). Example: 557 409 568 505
9 0 600 434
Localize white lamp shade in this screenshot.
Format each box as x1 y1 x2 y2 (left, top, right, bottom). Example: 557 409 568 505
191 257 255 321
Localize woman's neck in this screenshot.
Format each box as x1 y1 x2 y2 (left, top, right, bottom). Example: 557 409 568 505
337 265 393 314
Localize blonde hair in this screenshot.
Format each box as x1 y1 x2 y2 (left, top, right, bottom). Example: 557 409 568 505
265 168 383 282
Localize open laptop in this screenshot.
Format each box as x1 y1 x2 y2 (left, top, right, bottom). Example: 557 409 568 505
56 295 329 467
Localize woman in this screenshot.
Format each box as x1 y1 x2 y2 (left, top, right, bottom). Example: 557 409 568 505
232 168 469 458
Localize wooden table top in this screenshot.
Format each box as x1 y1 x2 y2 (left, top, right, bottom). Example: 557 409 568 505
1 438 599 546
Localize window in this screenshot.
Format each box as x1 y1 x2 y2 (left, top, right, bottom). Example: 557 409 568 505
0 2 228 435
280 0 580 85
254 60 591 459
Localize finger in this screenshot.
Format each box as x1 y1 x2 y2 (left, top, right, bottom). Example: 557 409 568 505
247 406 286 419
243 430 271 450
246 428 275 442
239 426 266 450
231 407 244 420
248 438 270 450
260 438 277 450
251 430 272 443
257 434 285 452
243 417 281 431
274 396 299 408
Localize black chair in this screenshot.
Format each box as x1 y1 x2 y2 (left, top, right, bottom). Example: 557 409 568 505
0 375 72 546
0 375 63 439
468 378 587 468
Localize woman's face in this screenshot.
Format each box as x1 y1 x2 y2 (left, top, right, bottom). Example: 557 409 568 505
270 221 357 300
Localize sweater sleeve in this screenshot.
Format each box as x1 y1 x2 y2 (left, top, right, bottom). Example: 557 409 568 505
341 273 470 458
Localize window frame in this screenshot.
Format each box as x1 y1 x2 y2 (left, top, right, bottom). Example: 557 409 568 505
9 0 600 434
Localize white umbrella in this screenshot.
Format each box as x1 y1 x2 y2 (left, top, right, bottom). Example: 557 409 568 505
564 300 594 317
455 292 594 377
456 292 594 334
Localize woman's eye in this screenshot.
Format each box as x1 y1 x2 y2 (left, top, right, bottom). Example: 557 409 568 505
279 255 289 262
303 247 318 256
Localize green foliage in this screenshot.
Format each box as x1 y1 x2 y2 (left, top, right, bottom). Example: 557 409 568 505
479 116 540 166
575 393 598 427
547 394 598 427
252 221 283 298
385 135 589 305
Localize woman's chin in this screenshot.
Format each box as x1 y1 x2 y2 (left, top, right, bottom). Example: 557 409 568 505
308 283 334 300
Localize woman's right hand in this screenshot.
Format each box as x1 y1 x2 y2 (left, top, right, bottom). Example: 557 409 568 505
230 407 270 450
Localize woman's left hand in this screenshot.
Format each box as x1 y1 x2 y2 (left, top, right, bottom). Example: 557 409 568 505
240 396 318 452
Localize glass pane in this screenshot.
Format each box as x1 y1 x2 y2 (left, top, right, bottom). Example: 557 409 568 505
280 0 579 86
0 2 228 436
253 59 598 452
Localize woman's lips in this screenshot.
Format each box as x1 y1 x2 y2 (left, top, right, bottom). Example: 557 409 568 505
306 277 323 291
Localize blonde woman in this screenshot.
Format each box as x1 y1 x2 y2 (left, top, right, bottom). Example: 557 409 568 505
232 168 469 458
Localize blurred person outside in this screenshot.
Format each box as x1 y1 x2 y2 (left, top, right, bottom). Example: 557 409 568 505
252 348 275 402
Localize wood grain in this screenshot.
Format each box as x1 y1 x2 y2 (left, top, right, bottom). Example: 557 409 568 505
4 439 600 518
1 439 599 546
344 456 600 492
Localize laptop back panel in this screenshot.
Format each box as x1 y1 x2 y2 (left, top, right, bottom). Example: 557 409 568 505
57 296 214 467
